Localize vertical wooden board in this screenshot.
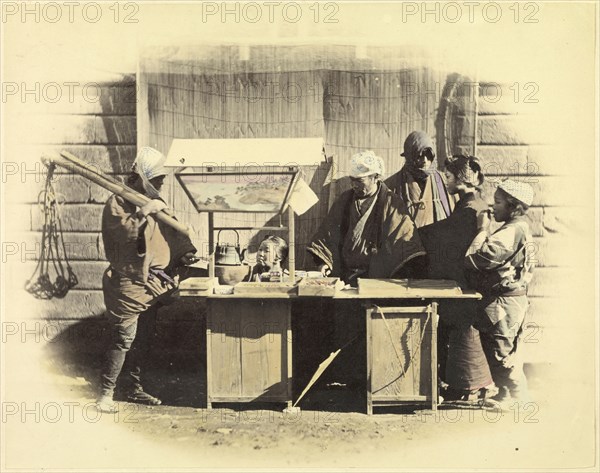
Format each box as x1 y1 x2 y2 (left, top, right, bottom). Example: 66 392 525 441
192 73 214 122
415 68 430 130
371 315 420 398
209 300 242 397
240 300 288 398
173 110 196 139
246 73 264 132
169 60 193 92
322 70 340 121
201 73 225 133
173 86 194 122
417 314 433 397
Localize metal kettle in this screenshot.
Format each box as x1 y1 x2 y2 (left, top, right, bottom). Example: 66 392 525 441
214 229 247 266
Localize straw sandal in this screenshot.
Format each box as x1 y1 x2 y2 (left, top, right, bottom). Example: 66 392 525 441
96 395 119 414
126 389 162 406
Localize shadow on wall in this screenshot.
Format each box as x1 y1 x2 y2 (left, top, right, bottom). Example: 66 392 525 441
98 75 138 174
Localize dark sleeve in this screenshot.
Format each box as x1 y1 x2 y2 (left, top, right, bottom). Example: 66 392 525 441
160 220 197 268
306 192 348 270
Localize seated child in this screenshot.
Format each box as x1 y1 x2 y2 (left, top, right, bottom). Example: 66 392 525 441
465 179 535 405
246 235 289 282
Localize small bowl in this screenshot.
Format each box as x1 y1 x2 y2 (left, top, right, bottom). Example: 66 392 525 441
213 285 234 295
214 265 250 285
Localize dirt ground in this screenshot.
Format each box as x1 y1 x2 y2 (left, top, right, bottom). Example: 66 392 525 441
2 322 595 471
7 352 563 471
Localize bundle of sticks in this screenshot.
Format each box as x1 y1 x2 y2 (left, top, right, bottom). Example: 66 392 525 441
42 151 190 236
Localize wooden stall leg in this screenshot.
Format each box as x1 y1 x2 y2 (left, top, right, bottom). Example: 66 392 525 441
206 302 213 410
366 306 373 416
430 302 438 412
286 302 293 407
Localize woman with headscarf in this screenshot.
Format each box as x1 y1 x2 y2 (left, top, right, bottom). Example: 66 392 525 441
387 131 454 228
419 155 495 402
97 147 197 413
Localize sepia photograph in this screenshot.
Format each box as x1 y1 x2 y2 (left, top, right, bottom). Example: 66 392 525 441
1 1 598 471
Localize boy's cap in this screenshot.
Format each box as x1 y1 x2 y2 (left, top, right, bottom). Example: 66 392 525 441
498 179 534 206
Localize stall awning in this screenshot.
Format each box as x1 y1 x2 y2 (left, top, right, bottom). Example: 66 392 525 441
165 138 325 168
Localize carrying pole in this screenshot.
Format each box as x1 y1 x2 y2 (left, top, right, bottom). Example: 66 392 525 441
41 152 191 237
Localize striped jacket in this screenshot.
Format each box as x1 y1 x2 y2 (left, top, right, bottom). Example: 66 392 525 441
464 217 535 296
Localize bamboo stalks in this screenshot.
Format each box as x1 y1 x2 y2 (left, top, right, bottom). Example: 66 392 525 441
41 151 191 237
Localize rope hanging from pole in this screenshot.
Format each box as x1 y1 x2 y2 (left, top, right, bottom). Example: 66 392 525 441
25 163 78 299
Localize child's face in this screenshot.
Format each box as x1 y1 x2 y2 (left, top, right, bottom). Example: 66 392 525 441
257 242 278 268
492 190 511 222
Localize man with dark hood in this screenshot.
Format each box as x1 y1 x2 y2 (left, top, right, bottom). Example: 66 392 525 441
387 131 454 228
308 150 426 285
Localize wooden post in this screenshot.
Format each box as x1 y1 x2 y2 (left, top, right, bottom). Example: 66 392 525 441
472 79 479 156
430 302 438 411
286 302 293 408
366 306 373 416
206 299 213 410
208 212 215 279
288 205 295 280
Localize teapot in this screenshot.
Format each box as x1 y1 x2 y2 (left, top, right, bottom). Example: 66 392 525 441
214 229 247 266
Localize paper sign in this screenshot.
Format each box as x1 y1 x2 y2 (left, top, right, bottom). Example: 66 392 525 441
287 177 319 215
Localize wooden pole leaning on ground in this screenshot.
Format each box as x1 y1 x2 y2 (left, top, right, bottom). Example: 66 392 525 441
41 151 191 237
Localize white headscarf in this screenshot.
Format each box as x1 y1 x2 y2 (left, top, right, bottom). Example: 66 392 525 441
132 147 167 198
349 150 385 178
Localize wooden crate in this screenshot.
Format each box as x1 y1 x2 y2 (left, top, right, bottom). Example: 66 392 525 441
366 303 438 414
206 298 292 408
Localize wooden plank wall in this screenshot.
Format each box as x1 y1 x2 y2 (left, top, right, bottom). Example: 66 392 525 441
139 45 444 269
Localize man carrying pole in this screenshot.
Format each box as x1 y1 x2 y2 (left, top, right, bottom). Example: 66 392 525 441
97 147 197 413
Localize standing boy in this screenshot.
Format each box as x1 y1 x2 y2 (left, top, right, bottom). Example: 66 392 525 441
465 179 535 406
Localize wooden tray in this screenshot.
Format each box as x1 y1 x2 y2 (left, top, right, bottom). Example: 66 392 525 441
179 277 218 291
233 281 298 295
358 278 462 297
297 277 343 296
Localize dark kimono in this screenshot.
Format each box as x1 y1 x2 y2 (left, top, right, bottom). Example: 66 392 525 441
419 193 493 393
387 166 455 228
307 182 426 283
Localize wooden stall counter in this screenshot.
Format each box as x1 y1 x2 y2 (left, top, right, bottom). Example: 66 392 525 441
181 278 481 413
